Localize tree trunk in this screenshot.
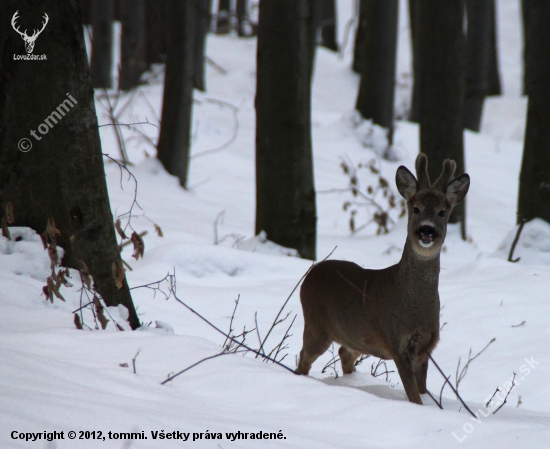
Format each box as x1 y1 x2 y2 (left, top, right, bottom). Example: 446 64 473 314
518 0 550 223
418 0 467 237
319 0 338 51
352 0 367 73
355 0 398 131
216 0 231 34
90 0 114 89
119 0 146 91
409 0 421 122
157 0 195 188
193 0 211 92
255 0 317 260
0 0 140 329
237 0 249 37
486 0 502 96
145 0 167 65
521 0 531 95
464 0 492 132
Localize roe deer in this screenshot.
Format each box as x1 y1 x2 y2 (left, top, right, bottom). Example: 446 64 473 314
295 153 470 404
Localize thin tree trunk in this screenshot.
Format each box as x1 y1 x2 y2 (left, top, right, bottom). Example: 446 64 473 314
237 0 248 37
255 0 317 260
193 0 211 92
486 0 502 96
418 0 467 237
0 0 139 329
91 0 114 89
464 0 492 132
521 0 531 95
518 0 550 223
119 0 146 91
352 0 367 73
355 0 398 131
216 0 231 34
157 0 195 188
409 0 421 122
320 0 338 51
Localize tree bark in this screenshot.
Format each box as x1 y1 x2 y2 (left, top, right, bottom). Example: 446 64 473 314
352 0 367 73
157 0 195 188
521 0 531 96
418 0 467 237
119 0 146 91
216 0 231 34
355 0 398 131
518 0 550 223
486 0 502 96
464 0 492 132
237 0 248 37
90 0 114 89
255 0 317 260
0 0 139 328
409 0 421 122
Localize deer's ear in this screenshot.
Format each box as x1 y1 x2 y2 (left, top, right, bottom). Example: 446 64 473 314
446 174 470 207
396 166 418 200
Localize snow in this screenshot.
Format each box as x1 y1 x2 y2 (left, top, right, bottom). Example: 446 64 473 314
2 0 550 448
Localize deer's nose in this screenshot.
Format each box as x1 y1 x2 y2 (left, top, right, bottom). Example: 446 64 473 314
417 225 438 244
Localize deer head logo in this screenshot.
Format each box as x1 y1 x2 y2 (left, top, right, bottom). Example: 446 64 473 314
11 11 49 54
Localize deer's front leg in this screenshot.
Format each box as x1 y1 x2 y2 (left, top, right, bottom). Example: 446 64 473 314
413 355 429 394
394 354 423 404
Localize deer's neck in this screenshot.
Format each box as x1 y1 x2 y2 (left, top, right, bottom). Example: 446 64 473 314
397 239 441 291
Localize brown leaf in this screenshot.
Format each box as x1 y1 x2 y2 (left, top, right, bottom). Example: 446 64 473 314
93 296 109 330
69 235 75 249
40 231 48 249
112 259 126 289
115 219 128 240
154 224 163 238
46 217 61 240
130 232 145 260
48 242 59 268
119 363 129 368
1 217 10 240
5 202 14 224
74 313 83 330
77 260 91 289
42 284 52 302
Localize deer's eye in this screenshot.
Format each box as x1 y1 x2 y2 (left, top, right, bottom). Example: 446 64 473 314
438 210 445 217
413 207 420 214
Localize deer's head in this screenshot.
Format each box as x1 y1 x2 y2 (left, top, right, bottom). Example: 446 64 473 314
395 153 470 258
11 11 49 54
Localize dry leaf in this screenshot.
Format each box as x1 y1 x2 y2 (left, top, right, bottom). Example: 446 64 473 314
1 217 10 240
77 260 91 289
112 259 126 289
40 231 48 249
46 217 61 240
115 219 128 240
74 313 83 330
130 232 145 260
48 242 59 268
93 296 109 329
69 235 75 249
119 363 129 368
5 202 14 224
154 224 163 237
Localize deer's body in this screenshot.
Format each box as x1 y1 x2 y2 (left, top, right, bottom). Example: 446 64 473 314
296 154 469 405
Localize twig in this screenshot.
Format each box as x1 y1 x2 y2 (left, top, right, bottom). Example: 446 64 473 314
512 320 526 328
223 295 240 349
485 387 500 408
256 246 337 357
206 56 228 74
508 218 528 262
321 343 340 379
132 348 142 374
492 373 516 414
254 312 265 355
455 338 496 390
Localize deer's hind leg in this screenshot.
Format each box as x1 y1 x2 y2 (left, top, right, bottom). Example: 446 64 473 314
339 346 361 374
295 325 332 375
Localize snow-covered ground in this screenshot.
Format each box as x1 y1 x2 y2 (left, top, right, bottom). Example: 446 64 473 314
2 1 549 447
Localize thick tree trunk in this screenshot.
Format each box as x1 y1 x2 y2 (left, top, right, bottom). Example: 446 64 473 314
145 0 167 65
418 0 467 237
518 0 550 223
319 0 338 52
486 0 502 96
464 0 492 132
157 0 195 188
255 0 317 260
119 0 146 91
90 0 114 89
193 0 211 92
355 0 398 131
0 0 139 329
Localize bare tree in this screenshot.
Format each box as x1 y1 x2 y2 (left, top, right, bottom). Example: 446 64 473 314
90 0 114 89
119 0 146 91
255 0 317 260
0 0 139 328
